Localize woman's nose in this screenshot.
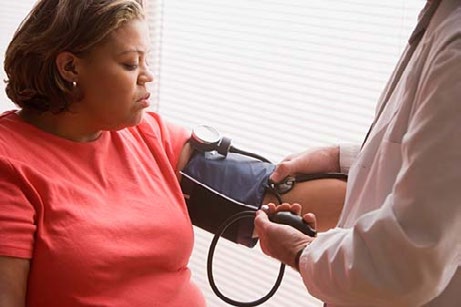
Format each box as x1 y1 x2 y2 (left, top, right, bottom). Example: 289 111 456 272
138 67 154 85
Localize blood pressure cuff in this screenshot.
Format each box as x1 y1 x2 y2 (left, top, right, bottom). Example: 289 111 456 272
180 151 275 247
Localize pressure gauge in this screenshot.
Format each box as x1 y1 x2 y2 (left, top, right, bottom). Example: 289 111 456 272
189 125 232 156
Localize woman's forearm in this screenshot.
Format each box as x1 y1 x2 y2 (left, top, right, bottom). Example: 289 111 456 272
263 178 346 231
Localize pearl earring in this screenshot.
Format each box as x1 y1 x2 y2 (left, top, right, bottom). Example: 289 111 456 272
72 81 77 88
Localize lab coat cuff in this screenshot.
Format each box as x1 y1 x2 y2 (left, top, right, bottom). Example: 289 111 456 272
339 143 360 174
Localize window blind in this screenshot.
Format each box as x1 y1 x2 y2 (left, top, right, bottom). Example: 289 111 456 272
0 1 423 306
152 0 422 305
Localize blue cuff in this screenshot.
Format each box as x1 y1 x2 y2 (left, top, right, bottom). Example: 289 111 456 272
182 151 275 210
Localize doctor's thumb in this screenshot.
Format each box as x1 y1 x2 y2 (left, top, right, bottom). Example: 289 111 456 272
254 210 271 235
270 162 293 183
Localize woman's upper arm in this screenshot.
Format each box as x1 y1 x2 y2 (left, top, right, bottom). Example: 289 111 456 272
176 142 194 180
0 256 29 307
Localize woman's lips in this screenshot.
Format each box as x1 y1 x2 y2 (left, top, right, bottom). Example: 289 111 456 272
138 93 151 108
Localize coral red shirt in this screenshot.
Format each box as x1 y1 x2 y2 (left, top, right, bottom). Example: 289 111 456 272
0 111 205 307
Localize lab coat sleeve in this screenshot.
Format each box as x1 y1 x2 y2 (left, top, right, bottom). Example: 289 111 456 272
298 35 461 306
339 143 360 174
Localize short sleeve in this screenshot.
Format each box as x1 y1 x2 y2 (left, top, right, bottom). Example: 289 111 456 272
137 112 190 171
0 159 36 259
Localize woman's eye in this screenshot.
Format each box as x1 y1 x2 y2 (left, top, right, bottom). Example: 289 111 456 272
123 63 138 71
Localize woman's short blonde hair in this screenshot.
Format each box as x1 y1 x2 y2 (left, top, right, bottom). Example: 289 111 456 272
4 0 145 113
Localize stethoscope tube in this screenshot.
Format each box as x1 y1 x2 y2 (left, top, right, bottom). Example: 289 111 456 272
207 210 286 307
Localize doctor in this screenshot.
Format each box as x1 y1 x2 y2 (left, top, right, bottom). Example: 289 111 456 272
255 0 461 306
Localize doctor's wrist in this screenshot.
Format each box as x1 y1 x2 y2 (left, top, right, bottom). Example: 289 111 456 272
294 245 307 271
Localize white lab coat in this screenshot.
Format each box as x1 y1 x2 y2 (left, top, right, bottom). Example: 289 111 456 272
299 0 461 306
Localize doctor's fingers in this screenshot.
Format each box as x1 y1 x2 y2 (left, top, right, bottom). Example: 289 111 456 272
254 211 285 258
302 212 317 230
270 151 306 183
254 210 278 242
279 151 304 163
255 211 314 265
259 203 303 220
254 210 270 232
271 150 320 183
255 210 306 243
275 203 302 215
270 158 307 183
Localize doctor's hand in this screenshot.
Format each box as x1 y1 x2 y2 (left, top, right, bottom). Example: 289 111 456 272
270 145 340 183
254 203 316 270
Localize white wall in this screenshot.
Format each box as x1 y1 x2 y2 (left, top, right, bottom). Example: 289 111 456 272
0 1 37 111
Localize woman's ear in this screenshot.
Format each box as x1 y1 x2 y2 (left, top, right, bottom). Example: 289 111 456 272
56 52 79 82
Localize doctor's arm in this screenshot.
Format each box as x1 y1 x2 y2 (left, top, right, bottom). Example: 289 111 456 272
298 40 461 306
264 143 359 231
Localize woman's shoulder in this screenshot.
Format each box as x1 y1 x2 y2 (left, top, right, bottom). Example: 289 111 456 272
0 111 29 170
134 111 189 142
130 111 190 166
0 110 24 145
0 110 20 125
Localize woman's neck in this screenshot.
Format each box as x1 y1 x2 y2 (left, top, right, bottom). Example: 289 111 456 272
18 109 102 142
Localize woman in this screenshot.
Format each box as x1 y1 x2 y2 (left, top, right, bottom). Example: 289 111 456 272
0 1 205 306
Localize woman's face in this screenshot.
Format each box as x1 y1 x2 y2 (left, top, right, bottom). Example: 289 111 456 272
75 19 153 131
